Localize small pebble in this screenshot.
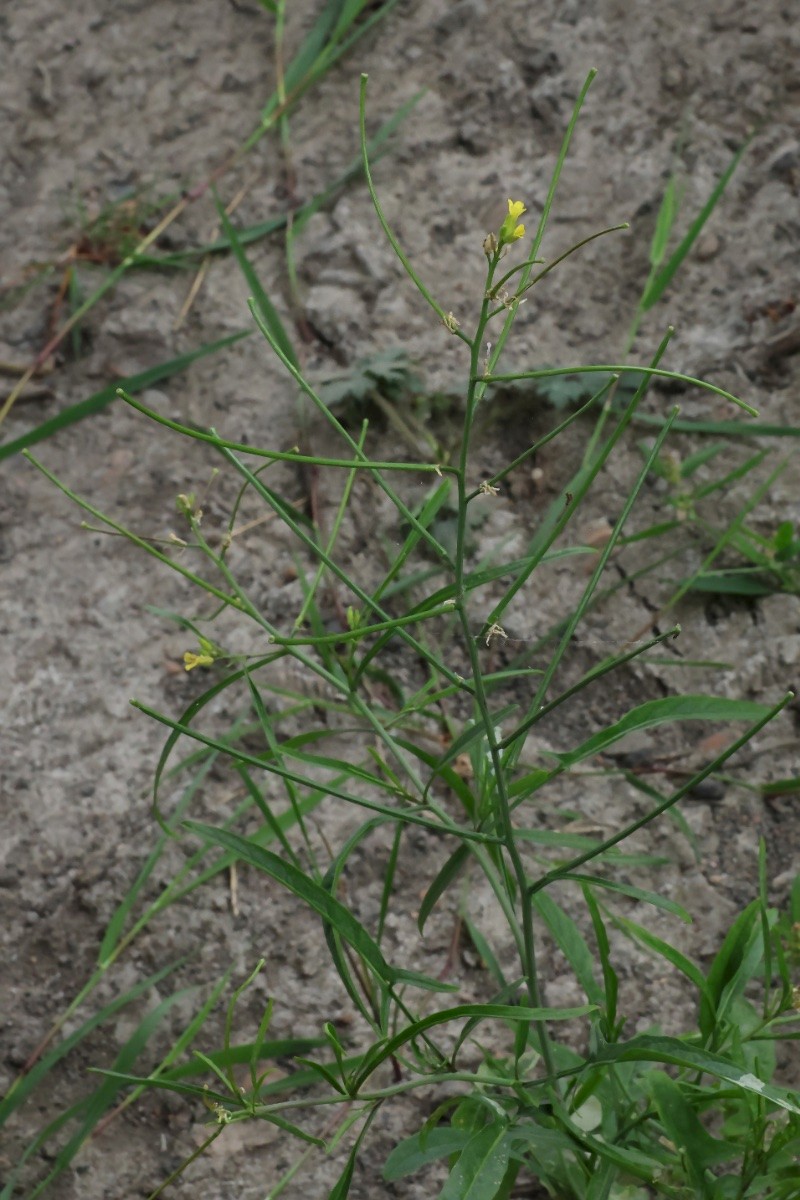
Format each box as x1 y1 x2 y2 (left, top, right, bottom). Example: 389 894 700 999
695 233 721 262
688 778 726 802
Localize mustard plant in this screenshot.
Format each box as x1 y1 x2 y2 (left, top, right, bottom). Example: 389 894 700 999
16 71 800 1200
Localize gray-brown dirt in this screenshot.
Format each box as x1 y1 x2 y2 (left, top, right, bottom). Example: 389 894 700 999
1 1 799 1197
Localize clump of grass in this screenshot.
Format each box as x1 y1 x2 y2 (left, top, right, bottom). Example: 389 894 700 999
10 69 800 1200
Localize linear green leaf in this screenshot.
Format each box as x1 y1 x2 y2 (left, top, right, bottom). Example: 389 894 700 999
0 331 249 462
185 822 398 984
553 696 773 770
587 1035 800 1115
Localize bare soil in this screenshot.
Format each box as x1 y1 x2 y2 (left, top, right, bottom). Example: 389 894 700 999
1 1 799 1197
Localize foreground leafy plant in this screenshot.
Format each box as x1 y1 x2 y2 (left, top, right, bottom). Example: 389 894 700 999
16 70 800 1200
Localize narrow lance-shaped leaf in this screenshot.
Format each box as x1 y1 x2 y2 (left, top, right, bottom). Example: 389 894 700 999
552 696 773 771
185 822 398 985
585 1035 800 1115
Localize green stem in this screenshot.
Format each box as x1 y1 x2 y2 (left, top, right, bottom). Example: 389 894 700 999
454 250 556 1081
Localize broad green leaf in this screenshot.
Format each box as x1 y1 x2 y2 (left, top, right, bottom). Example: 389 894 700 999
384 1127 470 1181
645 1070 738 1191
439 1121 510 1200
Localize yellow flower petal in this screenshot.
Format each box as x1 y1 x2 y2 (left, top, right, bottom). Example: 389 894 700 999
496 200 528 250
184 651 215 671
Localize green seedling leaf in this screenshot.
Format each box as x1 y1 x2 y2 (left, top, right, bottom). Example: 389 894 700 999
772 520 797 559
508 768 551 803
487 362 757 417
327 1105 381 1199
393 967 460 993
439 1120 510 1200
462 916 508 988
388 734 474 820
505 1121 585 1183
687 570 784 597
649 175 681 268
293 1055 348 1095
425 706 519 798
700 900 769 1039
761 777 800 799
327 1146 357 1199
317 347 419 408
553 696 773 770
360 75 453 332
582 888 619 1034
321 817 392 1024
153 91 423 266
160 1037 323 1081
18 985 193 1196
627 411 800 438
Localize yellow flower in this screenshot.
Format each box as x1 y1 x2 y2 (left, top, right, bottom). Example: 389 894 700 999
184 651 215 671
497 198 526 248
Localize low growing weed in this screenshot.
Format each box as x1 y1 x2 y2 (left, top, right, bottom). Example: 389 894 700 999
11 71 800 1199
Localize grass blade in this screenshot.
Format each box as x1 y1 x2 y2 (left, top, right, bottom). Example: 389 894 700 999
0 331 249 462
215 198 298 369
640 139 750 311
